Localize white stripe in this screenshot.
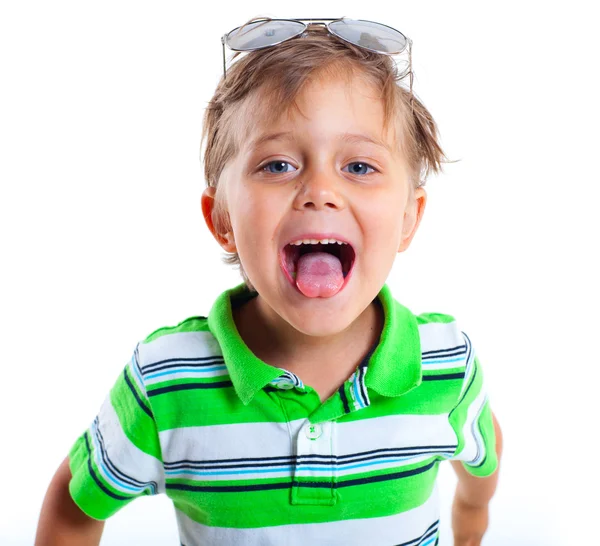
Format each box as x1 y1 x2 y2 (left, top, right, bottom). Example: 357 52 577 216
164 453 442 482
161 414 455 463
137 330 223 372
458 333 476 399
453 387 488 465
160 414 456 482
160 419 295 463
337 413 456 455
421 359 465 371
175 482 440 546
143 365 229 386
418 321 465 355
128 348 149 402
91 393 165 494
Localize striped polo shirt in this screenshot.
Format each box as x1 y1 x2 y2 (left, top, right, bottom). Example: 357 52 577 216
68 282 498 545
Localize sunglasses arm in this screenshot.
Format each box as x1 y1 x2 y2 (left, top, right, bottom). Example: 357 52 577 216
221 35 227 80
408 38 413 94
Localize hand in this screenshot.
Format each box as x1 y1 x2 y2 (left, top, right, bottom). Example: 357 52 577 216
451 492 489 546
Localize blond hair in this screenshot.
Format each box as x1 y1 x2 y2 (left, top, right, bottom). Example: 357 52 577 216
200 19 449 291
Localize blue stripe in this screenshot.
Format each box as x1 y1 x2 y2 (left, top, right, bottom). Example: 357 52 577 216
131 350 146 391
352 375 365 409
421 356 464 365
145 365 227 380
83 433 130 501
94 418 158 494
165 454 440 477
90 421 150 494
123 367 152 417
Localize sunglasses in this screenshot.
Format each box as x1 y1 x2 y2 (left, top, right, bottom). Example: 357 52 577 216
220 17 413 92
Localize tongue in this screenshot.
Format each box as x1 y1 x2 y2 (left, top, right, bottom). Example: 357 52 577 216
295 251 344 298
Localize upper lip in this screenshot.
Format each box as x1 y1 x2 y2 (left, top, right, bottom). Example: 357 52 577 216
282 233 354 248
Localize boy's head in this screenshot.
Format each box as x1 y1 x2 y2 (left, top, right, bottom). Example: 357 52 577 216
201 20 447 331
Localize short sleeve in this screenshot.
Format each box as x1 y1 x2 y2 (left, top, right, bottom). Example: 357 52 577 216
68 343 165 520
447 333 498 477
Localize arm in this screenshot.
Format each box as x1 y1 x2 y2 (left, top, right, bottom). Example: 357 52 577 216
450 411 503 546
35 456 105 546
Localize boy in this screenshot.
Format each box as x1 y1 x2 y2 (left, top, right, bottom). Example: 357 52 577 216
36 17 502 546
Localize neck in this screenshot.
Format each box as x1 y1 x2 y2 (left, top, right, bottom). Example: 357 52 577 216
232 294 383 398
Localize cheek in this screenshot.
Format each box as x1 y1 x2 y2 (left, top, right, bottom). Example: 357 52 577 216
230 187 283 247
364 193 406 234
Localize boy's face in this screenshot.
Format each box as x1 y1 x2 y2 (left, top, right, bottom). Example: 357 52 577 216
202 73 426 338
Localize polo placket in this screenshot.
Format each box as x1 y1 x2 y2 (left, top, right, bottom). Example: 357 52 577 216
291 418 336 505
271 370 372 507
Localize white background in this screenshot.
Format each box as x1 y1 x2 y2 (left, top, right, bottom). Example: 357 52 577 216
1 1 598 544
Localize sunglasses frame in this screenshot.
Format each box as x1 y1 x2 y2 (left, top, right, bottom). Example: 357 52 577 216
220 17 413 93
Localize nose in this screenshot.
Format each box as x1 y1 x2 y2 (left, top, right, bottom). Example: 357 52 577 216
293 168 346 211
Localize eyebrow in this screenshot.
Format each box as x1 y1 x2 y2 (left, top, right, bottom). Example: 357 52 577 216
248 131 392 154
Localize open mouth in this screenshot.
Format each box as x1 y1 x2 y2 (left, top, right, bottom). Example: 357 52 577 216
281 242 356 281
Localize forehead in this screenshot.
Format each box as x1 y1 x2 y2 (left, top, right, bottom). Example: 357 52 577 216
235 73 401 155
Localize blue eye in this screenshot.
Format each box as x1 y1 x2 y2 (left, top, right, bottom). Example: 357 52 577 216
343 162 376 176
261 161 377 175
263 161 297 174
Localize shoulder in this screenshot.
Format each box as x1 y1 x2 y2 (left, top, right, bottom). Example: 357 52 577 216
142 315 210 343
136 315 222 371
415 311 468 350
414 311 475 386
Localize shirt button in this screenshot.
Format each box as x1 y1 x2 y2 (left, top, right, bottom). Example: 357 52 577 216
305 423 322 440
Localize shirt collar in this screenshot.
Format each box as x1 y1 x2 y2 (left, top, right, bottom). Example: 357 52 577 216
207 282 422 405
364 282 422 396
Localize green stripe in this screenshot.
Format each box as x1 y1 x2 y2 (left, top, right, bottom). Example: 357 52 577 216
68 431 136 520
448 356 484 459
462 399 498 477
416 312 456 325
147 374 233 391
110 369 163 460
151 374 467 431
340 382 459 422
422 365 465 377
168 463 440 528
143 316 210 343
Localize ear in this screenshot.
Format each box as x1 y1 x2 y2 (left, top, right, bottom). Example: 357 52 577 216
398 186 427 253
201 186 237 253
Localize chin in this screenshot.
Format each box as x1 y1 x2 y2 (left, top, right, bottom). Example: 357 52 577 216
282 305 358 337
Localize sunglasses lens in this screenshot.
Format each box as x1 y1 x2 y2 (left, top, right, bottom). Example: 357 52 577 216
226 20 306 51
328 19 407 54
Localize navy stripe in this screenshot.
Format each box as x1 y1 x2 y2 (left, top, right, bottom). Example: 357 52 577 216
94 418 157 493
358 367 369 406
166 480 291 493
448 360 478 420
143 360 226 375
133 345 144 380
462 332 473 375
84 432 130 501
422 372 465 381
165 461 437 493
339 384 351 413
164 448 456 470
394 520 439 546
164 445 458 468
422 348 466 360
326 459 437 488
147 380 233 397
123 367 153 418
422 344 466 357
143 356 225 374
468 406 489 469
